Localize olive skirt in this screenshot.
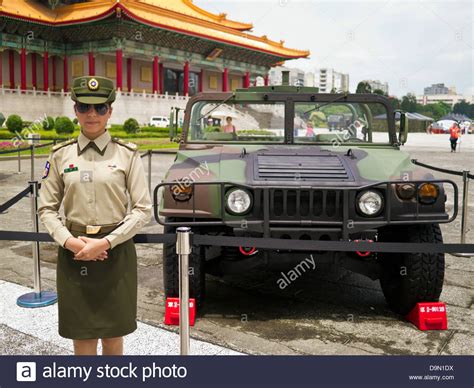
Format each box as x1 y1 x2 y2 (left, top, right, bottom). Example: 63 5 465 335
56 231 137 340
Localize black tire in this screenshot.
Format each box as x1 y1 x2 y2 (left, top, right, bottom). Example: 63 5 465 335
163 218 206 308
379 224 444 315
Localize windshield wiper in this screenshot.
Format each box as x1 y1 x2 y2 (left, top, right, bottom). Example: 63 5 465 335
303 93 349 115
195 93 236 124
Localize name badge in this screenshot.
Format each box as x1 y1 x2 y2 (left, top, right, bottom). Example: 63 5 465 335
64 164 78 173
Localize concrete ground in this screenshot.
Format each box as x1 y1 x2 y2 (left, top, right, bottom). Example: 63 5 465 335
0 133 472 355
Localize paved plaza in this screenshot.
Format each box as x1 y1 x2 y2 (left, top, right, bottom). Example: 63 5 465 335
0 133 472 355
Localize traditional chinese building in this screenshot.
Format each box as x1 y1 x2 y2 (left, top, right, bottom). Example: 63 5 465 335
0 0 309 123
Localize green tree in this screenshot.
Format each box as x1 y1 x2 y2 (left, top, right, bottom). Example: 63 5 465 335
419 102 451 121
55 117 75 135
6 115 23 134
42 116 55 131
453 100 474 118
389 97 401 110
400 94 417 112
372 88 387 96
124 118 140 134
356 81 372 94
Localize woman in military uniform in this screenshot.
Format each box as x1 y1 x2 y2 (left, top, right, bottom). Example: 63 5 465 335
38 76 152 355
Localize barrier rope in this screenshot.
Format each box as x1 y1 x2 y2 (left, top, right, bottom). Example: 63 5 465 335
0 142 56 156
412 159 473 179
0 230 472 254
0 186 32 213
0 146 31 155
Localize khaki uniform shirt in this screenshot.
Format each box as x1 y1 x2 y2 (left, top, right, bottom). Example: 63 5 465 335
38 130 152 249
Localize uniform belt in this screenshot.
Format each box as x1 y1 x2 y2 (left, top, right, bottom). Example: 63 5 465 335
66 221 121 235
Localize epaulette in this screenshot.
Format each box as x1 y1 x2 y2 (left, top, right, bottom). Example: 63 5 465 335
112 137 137 151
51 138 77 152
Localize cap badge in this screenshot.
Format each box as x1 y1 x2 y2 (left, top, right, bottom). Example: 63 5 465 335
88 78 99 91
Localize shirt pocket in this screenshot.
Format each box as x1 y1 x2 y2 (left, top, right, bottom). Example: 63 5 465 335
95 162 127 194
61 164 81 191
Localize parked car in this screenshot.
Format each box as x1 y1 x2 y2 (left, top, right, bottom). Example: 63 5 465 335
149 116 170 128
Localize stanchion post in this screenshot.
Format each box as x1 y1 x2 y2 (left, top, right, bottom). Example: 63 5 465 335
147 149 152 196
176 226 191 355
460 170 470 244
30 181 41 294
17 181 58 308
17 145 21 173
30 145 35 181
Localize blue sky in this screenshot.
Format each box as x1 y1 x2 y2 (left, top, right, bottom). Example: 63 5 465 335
195 0 473 97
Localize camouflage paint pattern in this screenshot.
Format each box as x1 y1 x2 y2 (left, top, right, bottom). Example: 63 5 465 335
159 87 449 224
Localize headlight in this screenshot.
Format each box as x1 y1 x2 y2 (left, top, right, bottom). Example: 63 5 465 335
396 183 416 200
357 190 383 216
418 183 439 204
170 183 193 202
226 188 252 215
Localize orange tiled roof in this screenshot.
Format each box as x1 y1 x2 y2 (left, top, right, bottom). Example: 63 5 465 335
0 0 309 59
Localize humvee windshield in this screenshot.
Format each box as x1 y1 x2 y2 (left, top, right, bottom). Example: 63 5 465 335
187 101 391 144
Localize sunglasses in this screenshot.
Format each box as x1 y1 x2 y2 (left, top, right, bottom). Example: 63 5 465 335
75 103 110 116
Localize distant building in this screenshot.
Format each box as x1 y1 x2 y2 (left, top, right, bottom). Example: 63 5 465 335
0 0 309 124
423 83 456 95
362 79 389 94
416 94 473 107
315 68 349 93
304 72 316 88
269 66 306 87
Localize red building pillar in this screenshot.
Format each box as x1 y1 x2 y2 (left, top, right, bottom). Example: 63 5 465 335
152 56 159 94
222 67 228 92
127 58 132 93
159 63 164 94
198 69 203 93
20 48 27 91
9 50 15 89
88 52 95 76
63 55 69 92
243 71 250 88
264 74 269 86
43 51 49 91
116 49 123 90
183 61 189 96
52 56 57 91
31 53 37 89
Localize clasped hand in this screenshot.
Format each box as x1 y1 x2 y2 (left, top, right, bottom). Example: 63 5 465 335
65 236 111 261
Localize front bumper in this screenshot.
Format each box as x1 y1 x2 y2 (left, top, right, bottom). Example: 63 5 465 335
154 179 458 239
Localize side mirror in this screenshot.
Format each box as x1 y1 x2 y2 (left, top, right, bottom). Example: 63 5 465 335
398 111 409 145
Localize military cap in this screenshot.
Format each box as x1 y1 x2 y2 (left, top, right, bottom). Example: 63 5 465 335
70 76 116 104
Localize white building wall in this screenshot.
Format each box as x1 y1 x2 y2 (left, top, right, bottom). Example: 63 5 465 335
0 88 189 126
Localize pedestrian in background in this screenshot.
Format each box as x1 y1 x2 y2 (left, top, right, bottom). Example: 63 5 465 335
449 122 460 152
38 76 152 355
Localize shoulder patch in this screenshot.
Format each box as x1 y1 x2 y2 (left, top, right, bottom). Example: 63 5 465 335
51 138 77 152
42 161 51 180
112 137 137 151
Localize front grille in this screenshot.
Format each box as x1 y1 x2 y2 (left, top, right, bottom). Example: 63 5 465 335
252 189 343 220
256 154 351 181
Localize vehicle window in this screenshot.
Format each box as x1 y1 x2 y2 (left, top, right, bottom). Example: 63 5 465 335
294 102 390 144
188 102 285 143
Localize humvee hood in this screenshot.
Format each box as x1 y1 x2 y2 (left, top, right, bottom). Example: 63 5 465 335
169 144 417 186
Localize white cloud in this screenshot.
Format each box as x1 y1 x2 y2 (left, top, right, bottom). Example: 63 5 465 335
196 0 473 97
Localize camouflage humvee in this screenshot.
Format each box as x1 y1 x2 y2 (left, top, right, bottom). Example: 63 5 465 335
157 73 456 315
